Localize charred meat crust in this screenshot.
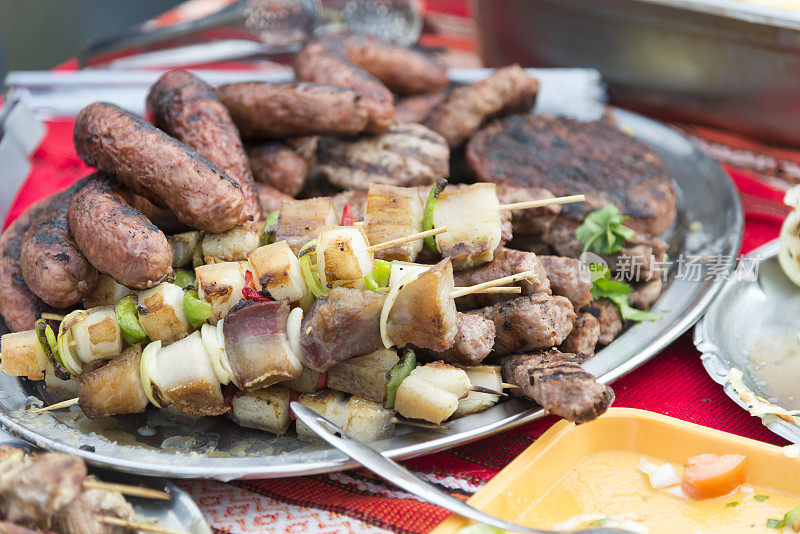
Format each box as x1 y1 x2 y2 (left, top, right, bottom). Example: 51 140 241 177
147 69 261 221
20 178 98 308
217 82 370 139
248 141 314 197
0 198 54 331
294 38 394 133
425 65 538 147
501 349 614 423
466 113 677 235
73 101 244 233
68 174 172 289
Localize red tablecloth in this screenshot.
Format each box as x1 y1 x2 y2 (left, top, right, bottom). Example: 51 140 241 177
5 3 799 532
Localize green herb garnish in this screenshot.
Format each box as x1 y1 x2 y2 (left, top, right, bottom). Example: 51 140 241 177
589 517 609 526
726 501 739 508
590 266 661 322
575 204 636 255
767 519 786 529
755 495 770 503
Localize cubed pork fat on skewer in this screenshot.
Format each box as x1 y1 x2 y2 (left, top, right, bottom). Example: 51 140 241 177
500 349 615 423
453 248 551 310
473 293 575 355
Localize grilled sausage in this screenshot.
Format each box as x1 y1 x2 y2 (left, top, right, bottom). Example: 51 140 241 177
248 142 311 197
425 65 538 147
146 69 261 221
73 102 244 233
120 192 188 234
0 199 52 331
20 179 98 308
68 175 172 289
254 182 293 215
294 37 394 133
216 82 369 139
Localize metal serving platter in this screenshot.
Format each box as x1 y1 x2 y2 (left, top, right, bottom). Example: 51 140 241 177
0 105 742 479
695 239 800 443
0 431 211 533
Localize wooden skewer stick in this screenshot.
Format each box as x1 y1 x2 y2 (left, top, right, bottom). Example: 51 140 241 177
40 312 66 322
498 194 586 212
450 270 538 299
367 227 447 252
101 516 187 534
85 479 172 500
501 382 521 390
28 397 79 413
381 286 520 295
469 385 507 397
392 417 448 429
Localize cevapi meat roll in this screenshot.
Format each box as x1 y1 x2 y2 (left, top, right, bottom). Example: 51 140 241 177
20 180 98 308
500 349 614 423
68 174 172 289
0 198 54 332
147 69 261 221
248 141 314 197
73 101 244 233
216 82 370 139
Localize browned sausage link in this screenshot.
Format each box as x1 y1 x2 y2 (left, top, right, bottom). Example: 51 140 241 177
146 69 261 222
254 182 293 215
120 192 189 234
425 64 538 147
217 82 370 139
340 34 448 96
248 142 310 197
73 102 244 233
294 38 394 133
20 178 98 308
68 175 172 289
0 198 52 332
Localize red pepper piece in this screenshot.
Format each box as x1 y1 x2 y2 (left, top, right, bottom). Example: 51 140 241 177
242 270 272 301
341 203 353 226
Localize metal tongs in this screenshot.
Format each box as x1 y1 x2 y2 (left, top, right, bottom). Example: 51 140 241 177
291 402 634 534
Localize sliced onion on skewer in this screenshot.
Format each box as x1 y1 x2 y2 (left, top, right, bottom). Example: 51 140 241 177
140 341 163 408
380 271 419 349
286 307 303 359
201 320 233 385
56 310 86 376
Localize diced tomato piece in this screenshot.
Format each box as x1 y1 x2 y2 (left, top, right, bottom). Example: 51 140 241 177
681 453 746 500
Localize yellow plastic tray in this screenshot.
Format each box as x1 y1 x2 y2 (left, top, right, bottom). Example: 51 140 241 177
431 408 800 533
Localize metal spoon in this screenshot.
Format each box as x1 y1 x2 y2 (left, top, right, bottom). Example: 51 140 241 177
291 402 634 534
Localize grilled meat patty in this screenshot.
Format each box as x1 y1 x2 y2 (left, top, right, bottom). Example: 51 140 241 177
20 179 97 308
501 349 614 423
467 113 676 236
425 65 538 147
473 293 575 355
147 69 261 221
312 123 449 191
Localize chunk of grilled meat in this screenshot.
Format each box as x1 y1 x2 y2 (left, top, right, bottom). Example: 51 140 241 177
501 349 614 423
558 312 600 357
629 277 663 310
496 183 560 236
427 312 495 366
467 113 676 236
473 293 575 355
248 138 317 197
300 288 386 371
394 90 448 124
312 123 449 191
425 65 538 147
254 182 293 215
538 255 593 311
78 344 148 419
453 248 551 310
52 479 135 534
592 299 623 345
0 452 86 526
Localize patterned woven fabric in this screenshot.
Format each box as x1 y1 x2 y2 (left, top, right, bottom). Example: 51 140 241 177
4 3 799 532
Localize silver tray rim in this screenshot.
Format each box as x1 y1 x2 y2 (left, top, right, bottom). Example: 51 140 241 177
0 106 744 479
693 238 800 444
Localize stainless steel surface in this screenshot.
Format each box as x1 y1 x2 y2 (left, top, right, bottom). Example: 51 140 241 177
0 101 742 479
695 239 800 443
3 67 605 120
292 403 633 534
0 428 211 533
474 0 800 146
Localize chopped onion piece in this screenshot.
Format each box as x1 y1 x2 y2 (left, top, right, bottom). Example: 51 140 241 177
636 457 658 476
202 322 231 385
388 261 431 291
739 485 755 496
140 341 163 408
379 271 419 349
664 485 689 499
648 463 681 490
216 320 234 380
287 307 303 360
56 310 86 376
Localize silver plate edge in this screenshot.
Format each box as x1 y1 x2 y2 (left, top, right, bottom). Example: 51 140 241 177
0 107 744 479
693 238 800 444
